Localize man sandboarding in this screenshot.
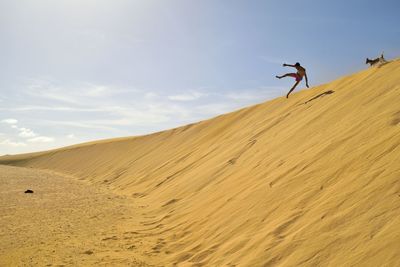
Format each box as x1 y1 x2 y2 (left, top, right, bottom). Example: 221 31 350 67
276 62 309 98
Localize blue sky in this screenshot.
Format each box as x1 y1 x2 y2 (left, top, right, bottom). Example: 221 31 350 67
1 0 399 155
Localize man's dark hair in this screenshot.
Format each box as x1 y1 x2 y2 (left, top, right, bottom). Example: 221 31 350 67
295 62 300 66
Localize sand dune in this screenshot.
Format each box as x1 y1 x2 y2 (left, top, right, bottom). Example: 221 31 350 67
1 59 400 266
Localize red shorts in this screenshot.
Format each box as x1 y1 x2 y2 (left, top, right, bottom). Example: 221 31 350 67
288 73 302 82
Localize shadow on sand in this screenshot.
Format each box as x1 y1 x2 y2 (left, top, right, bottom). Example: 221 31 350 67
304 90 335 104
376 60 392 68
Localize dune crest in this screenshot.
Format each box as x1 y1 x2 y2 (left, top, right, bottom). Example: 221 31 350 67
1 59 400 266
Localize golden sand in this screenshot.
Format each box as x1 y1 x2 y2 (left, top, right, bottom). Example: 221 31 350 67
0 165 154 266
1 59 400 266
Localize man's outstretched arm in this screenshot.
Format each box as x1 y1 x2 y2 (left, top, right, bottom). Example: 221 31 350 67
283 63 296 67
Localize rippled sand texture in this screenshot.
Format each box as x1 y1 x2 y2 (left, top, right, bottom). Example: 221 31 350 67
1 59 400 266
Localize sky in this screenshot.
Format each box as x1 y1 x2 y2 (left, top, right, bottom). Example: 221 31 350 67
1 0 399 155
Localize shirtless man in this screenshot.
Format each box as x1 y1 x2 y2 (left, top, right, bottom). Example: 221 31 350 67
276 62 309 98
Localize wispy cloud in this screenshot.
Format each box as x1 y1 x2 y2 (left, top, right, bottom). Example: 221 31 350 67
18 127 37 138
2 78 278 154
0 106 101 112
41 120 119 131
4 122 38 139
25 79 134 106
1 118 18 124
144 92 159 99
0 117 55 149
27 136 54 143
168 91 208 101
0 139 27 147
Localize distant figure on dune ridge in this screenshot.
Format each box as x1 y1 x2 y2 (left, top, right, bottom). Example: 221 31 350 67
276 62 309 98
366 53 386 67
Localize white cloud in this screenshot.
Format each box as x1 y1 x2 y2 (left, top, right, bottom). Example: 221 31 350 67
85 85 109 97
2 78 280 154
1 118 18 124
0 139 27 147
42 120 119 131
144 92 159 99
18 127 37 138
168 91 207 101
7 124 37 138
27 136 55 143
26 80 136 105
0 106 100 112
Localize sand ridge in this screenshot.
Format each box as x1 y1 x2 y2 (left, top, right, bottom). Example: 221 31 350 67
1 59 400 266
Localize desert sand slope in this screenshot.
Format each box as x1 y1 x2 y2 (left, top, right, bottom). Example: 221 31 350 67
1 59 400 266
